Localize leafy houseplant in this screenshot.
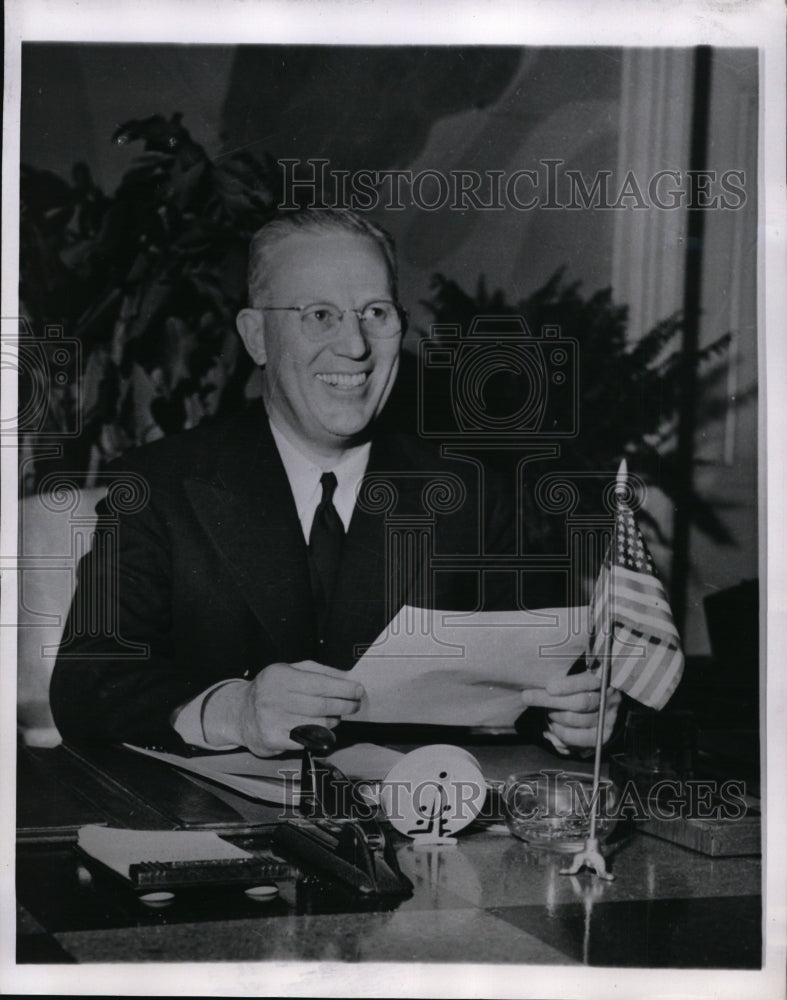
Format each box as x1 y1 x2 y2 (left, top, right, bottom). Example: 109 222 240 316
389 271 737 561
19 113 280 492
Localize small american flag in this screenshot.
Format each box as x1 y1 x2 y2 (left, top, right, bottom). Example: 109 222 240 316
588 462 684 710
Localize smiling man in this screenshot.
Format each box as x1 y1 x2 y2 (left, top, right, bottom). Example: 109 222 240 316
50 208 619 756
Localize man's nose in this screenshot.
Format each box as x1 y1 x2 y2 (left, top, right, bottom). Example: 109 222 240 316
332 310 369 357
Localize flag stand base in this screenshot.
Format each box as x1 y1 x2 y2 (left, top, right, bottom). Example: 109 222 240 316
559 837 615 881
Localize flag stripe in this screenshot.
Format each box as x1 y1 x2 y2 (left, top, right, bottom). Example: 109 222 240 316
608 604 680 639
612 590 674 618
609 586 673 614
608 630 645 690
647 655 684 707
626 639 670 700
611 564 669 594
609 569 674 611
591 601 681 644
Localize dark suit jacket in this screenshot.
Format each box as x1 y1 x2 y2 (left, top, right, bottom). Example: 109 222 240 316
50 402 538 747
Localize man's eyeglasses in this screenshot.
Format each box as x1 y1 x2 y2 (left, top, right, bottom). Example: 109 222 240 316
260 300 407 340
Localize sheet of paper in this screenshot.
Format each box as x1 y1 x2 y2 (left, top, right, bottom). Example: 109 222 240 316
124 742 405 802
326 743 403 780
125 744 302 803
77 824 251 878
350 605 589 726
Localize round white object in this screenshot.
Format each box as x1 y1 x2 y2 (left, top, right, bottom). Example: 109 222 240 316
379 745 487 840
138 891 175 906
244 884 279 901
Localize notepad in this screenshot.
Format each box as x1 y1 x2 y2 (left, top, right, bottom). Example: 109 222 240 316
77 824 253 879
77 825 297 889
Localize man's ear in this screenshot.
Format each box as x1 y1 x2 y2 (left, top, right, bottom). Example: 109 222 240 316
236 308 267 366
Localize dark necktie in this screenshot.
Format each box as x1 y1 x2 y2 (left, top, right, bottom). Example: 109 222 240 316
308 471 345 618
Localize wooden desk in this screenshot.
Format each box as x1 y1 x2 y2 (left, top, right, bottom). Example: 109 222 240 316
16 739 762 968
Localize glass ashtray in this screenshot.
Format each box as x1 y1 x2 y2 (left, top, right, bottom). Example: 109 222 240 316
502 770 619 852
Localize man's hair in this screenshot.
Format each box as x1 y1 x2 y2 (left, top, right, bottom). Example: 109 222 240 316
247 208 399 306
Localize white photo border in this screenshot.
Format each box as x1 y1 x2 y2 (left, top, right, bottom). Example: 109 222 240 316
2 1 785 997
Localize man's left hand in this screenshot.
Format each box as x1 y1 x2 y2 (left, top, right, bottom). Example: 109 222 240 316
520 671 622 750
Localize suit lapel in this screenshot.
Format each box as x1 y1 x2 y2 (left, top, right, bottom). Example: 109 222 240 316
184 411 317 662
326 433 424 668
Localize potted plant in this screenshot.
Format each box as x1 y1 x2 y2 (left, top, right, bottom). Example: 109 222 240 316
19 113 280 492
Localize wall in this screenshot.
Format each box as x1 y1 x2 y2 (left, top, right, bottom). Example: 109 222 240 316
21 43 235 192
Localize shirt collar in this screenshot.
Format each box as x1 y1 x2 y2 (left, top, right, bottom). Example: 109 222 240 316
268 419 371 535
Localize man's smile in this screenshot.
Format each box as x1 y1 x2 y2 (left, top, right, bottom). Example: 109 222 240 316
315 372 369 389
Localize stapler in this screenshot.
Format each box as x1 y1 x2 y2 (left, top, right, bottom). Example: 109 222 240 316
273 726 413 899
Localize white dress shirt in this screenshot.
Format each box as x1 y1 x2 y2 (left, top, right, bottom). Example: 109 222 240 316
172 419 371 748
268 421 371 540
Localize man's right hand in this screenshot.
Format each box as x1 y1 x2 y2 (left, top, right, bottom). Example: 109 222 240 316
201 661 365 757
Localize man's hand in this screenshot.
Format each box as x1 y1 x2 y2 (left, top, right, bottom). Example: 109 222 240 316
520 670 622 751
202 661 365 757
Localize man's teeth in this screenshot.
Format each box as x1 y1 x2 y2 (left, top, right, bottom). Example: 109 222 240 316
316 372 368 387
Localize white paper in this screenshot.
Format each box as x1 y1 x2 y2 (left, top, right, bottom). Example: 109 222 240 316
323 743 404 780
77 825 251 879
124 742 405 803
351 605 589 726
125 745 302 803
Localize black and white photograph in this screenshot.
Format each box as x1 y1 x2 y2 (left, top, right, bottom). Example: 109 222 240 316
3 0 785 996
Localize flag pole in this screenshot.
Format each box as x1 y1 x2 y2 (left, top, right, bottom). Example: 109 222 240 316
561 458 627 881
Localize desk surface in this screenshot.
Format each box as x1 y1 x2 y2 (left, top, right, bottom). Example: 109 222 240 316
16 739 762 968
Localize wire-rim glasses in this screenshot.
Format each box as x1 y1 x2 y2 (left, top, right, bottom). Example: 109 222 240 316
260 300 406 340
